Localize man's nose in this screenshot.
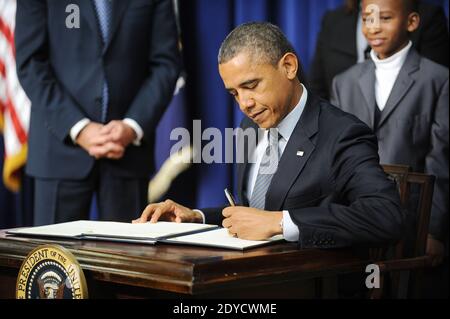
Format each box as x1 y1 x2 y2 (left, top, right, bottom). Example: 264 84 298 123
238 93 255 111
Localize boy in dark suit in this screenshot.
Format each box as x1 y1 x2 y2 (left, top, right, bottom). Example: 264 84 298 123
332 0 448 297
310 0 449 100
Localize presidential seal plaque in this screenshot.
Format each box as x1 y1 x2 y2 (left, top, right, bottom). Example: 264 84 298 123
16 245 88 299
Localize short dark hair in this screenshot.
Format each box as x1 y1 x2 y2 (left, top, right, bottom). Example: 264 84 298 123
403 0 419 14
351 0 419 14
218 22 297 66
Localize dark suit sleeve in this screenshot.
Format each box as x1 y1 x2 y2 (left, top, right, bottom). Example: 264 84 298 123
309 11 331 100
414 4 449 68
124 0 181 138
15 0 87 142
201 207 226 226
426 78 449 241
289 122 404 249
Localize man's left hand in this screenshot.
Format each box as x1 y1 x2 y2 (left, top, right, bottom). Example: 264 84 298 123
222 206 283 240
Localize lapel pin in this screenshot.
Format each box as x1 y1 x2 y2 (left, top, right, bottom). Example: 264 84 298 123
296 151 304 157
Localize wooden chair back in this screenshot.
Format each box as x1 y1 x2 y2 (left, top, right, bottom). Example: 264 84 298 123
368 164 435 298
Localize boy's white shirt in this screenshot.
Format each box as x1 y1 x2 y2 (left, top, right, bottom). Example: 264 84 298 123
370 41 413 110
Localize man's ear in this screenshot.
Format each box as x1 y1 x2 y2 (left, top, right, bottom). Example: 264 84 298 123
279 53 298 80
407 12 420 33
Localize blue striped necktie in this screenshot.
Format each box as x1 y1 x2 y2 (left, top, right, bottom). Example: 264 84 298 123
92 0 113 123
249 129 281 210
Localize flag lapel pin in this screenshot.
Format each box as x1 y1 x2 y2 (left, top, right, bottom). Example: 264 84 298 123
296 150 304 157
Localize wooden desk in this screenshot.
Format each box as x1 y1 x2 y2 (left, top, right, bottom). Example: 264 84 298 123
0 229 371 299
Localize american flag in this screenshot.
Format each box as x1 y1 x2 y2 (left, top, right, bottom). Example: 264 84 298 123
0 0 30 192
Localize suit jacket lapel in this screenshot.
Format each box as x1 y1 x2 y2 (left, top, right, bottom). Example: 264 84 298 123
82 0 103 47
83 0 129 55
265 95 320 211
358 61 377 129
237 119 259 206
103 1 130 54
236 161 248 206
378 50 420 128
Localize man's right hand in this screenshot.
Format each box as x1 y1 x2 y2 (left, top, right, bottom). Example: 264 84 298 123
76 122 125 159
132 200 203 224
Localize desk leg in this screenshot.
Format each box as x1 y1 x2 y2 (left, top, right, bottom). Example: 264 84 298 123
0 266 18 299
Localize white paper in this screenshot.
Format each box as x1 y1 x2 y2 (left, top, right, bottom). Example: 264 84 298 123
8 220 217 240
165 228 284 250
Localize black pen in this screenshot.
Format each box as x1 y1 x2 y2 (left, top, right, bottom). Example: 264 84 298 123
224 188 236 206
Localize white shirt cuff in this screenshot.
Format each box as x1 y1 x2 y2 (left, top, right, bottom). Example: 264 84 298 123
193 209 206 224
70 118 91 144
282 210 300 242
123 118 144 146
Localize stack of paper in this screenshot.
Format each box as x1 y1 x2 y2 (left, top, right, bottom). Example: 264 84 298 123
7 220 285 250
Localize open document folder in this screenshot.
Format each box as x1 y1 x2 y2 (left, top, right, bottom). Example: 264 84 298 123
7 220 285 250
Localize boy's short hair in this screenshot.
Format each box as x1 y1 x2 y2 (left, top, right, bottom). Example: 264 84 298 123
356 0 419 14
404 0 419 14
345 0 419 14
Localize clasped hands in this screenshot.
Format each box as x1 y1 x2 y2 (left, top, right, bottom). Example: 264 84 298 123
132 199 283 241
76 121 136 159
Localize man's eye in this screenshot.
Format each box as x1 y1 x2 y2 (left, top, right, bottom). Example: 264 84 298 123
246 82 258 89
381 16 391 20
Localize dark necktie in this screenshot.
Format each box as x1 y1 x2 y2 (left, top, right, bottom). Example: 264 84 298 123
92 0 112 123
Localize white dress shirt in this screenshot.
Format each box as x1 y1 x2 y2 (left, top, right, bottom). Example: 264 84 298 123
370 41 412 110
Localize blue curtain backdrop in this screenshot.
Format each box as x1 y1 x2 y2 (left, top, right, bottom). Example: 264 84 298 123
1 0 448 227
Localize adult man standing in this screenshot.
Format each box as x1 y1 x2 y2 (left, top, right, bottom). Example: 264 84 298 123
15 0 180 225
134 22 403 249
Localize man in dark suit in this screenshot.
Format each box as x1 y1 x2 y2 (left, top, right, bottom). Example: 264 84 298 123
134 22 403 249
15 0 181 225
310 0 449 100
